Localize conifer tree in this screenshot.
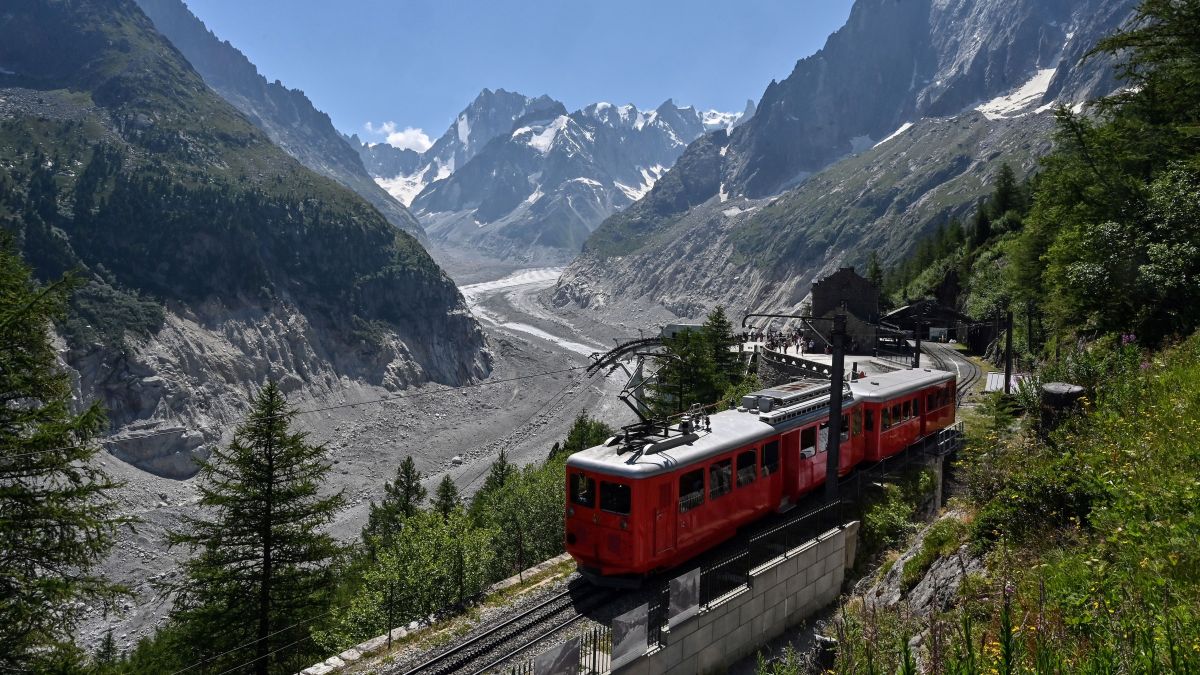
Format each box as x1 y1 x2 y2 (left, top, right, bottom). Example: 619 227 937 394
0 235 126 671
703 305 742 388
166 382 344 675
363 456 426 547
866 251 884 291
432 475 460 518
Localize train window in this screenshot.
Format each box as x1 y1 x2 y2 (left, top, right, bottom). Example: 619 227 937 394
903 400 912 420
818 422 829 451
710 459 733 499
801 427 817 457
928 393 936 410
853 409 863 436
600 481 631 515
841 414 850 441
762 440 780 476
914 398 921 416
679 469 705 512
570 472 595 508
892 405 901 425
736 451 757 486
881 407 891 430
865 409 874 432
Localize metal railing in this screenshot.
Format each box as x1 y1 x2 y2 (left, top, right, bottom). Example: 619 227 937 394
747 499 845 571
504 625 611 675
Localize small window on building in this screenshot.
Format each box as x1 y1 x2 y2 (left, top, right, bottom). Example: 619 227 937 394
865 409 875 431
853 409 863 436
737 450 757 486
763 440 780 476
570 472 595 508
679 469 705 512
600 481 631 515
710 459 733 499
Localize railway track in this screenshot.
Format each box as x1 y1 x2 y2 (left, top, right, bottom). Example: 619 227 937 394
922 342 983 405
396 583 616 675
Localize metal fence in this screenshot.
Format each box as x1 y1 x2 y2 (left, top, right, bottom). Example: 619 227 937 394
503 625 611 675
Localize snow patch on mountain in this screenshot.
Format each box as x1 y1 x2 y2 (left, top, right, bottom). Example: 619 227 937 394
976 67 1058 120
701 110 742 133
874 122 914 148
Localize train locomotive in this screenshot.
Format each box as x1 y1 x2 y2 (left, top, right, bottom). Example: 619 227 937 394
564 367 956 580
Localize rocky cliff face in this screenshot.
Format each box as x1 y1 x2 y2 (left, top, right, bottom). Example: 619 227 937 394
0 0 488 478
555 0 1135 326
132 0 426 242
723 0 1134 198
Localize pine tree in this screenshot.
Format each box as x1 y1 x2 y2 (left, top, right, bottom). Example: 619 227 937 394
432 475 460 518
0 235 126 671
991 163 1020 217
469 449 515 523
703 305 742 389
166 382 344 675
866 251 884 291
363 456 426 547
970 200 992 249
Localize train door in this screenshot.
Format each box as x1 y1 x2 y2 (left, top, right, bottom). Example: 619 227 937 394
781 430 801 497
676 466 706 550
653 481 675 556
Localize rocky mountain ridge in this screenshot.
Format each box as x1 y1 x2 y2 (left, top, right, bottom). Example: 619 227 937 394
0 0 488 478
131 0 426 241
360 90 752 263
554 0 1136 326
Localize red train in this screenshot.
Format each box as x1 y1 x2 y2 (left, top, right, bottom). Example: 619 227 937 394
564 368 956 580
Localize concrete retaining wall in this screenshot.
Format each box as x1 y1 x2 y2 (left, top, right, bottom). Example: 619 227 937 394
615 521 860 675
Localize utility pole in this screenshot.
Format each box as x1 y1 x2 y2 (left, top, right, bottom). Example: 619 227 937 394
825 309 847 501
913 324 922 368
1004 310 1014 394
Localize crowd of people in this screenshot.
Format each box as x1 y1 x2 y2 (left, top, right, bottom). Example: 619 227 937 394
741 327 862 356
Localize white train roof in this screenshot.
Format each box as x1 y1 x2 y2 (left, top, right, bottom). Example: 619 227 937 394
567 367 953 479
848 368 954 402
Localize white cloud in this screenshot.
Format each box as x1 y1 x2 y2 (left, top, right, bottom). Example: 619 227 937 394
363 121 433 152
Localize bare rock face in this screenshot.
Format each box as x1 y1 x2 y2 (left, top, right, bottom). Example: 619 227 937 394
855 511 984 617
63 300 489 479
558 0 1136 327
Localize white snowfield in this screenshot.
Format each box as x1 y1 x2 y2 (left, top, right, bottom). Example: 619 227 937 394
976 67 1058 120
874 121 914 148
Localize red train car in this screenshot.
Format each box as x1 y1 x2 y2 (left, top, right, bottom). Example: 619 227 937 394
564 368 955 580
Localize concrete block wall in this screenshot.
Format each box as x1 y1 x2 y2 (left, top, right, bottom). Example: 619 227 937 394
615 521 860 675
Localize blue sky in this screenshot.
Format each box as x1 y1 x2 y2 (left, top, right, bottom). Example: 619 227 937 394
185 0 855 151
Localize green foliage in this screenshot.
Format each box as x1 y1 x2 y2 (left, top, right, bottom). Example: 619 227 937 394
364 456 426 550
839 332 1200 671
858 469 935 561
432 475 461 518
648 306 753 415
317 510 492 652
165 382 345 674
0 235 127 671
549 412 615 461
755 644 808 674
